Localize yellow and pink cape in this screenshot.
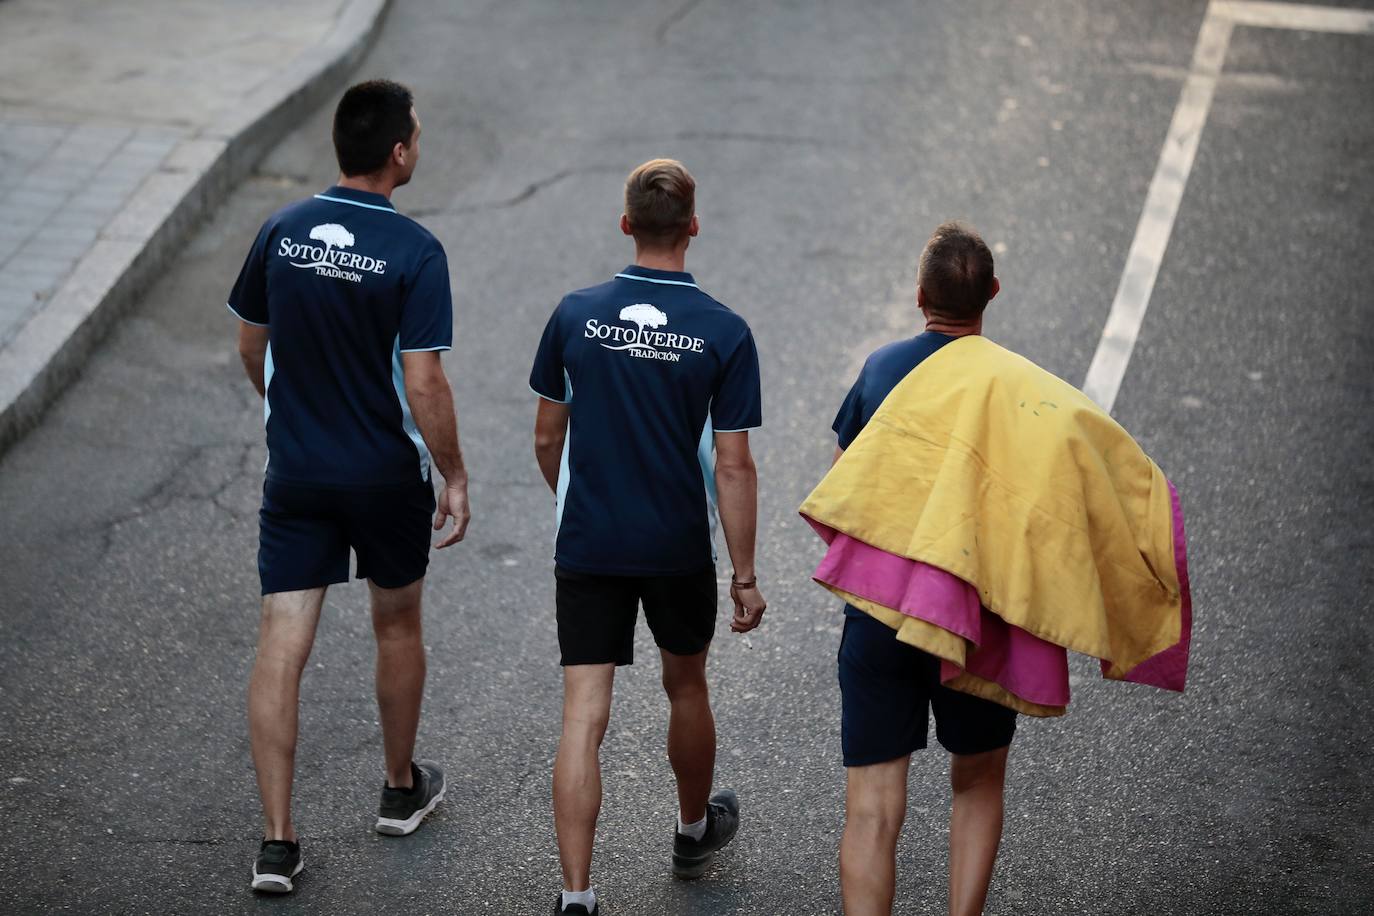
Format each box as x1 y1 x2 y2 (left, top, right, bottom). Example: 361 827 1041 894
800 335 1192 716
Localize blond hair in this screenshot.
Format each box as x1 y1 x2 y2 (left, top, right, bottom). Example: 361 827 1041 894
624 158 695 247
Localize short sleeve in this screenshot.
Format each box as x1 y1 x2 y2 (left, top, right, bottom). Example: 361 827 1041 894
226 222 272 326
530 307 570 403
710 327 762 431
399 248 454 352
832 369 867 449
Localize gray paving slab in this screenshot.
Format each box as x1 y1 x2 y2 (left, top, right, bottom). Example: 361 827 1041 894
0 0 391 450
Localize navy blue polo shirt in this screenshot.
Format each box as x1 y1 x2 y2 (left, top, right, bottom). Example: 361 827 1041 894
530 265 762 575
227 185 453 488
832 331 957 449
833 330 957 616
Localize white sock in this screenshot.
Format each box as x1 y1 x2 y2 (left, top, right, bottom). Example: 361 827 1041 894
678 813 708 841
562 887 596 910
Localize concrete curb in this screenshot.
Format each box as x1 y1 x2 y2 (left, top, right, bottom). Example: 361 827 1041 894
0 0 391 455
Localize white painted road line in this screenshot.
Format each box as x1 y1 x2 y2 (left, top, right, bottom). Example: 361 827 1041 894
1082 6 1233 411
1214 0 1374 34
1082 0 1374 412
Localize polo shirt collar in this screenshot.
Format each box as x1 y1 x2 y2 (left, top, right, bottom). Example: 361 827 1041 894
614 265 699 288
314 185 398 213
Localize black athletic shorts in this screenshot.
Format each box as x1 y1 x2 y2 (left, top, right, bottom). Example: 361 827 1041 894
838 611 1017 766
554 565 717 666
258 477 435 595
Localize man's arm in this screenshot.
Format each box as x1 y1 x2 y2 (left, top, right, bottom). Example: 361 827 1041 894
402 350 470 547
833 445 844 466
715 430 766 633
237 323 270 397
533 399 570 493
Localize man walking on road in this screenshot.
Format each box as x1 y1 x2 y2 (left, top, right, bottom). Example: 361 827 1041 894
831 222 1015 916
227 80 470 894
530 159 766 916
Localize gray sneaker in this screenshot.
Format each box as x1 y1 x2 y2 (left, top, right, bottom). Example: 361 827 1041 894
250 839 303 893
671 788 740 879
375 760 445 836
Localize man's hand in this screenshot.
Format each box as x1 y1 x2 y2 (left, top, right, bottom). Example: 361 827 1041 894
433 476 470 548
730 581 767 633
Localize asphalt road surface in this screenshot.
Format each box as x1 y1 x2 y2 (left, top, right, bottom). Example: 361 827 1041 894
2 1 1372 913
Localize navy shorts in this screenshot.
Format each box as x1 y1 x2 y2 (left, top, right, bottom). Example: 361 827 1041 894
554 565 717 666
258 477 436 595
838 610 1017 766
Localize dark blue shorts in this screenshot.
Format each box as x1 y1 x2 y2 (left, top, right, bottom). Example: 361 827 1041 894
258 477 436 595
838 610 1017 766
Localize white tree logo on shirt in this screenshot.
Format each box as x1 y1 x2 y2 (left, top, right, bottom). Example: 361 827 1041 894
583 303 705 363
276 222 388 283
620 303 668 334
304 224 355 264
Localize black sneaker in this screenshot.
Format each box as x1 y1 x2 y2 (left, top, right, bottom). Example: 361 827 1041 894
250 839 303 893
553 892 599 915
375 759 445 836
672 787 740 879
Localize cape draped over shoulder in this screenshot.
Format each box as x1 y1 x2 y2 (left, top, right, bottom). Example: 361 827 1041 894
800 335 1192 717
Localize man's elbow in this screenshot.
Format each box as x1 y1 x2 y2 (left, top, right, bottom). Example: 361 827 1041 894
715 454 757 481
533 433 564 457
405 373 449 402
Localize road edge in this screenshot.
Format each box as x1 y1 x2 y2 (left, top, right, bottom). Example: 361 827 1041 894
0 0 392 456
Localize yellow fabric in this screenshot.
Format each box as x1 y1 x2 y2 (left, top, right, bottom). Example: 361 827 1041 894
802 335 1181 682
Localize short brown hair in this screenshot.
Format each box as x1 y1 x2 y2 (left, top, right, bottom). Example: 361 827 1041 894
918 221 996 320
624 159 695 247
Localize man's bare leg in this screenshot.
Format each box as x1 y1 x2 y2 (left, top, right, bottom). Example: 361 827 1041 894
840 755 910 916
553 663 616 891
947 746 1009 916
248 587 326 841
659 648 714 824
369 578 426 788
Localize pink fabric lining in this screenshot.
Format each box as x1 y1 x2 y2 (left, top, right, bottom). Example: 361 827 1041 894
805 479 1191 709
808 521 1070 708
1109 480 1192 691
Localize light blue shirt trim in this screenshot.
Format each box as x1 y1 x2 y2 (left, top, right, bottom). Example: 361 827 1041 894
399 345 452 353
614 272 699 289
226 301 268 327
554 371 574 541
263 342 275 428
390 335 433 482
555 433 572 537
697 413 720 563
711 426 761 433
314 193 398 213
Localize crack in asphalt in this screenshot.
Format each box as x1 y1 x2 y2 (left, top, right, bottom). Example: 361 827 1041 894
95 440 258 560
208 441 258 521
655 0 707 45
417 165 622 216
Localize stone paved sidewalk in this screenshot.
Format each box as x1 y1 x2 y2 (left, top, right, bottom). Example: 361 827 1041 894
0 123 184 346
0 0 388 449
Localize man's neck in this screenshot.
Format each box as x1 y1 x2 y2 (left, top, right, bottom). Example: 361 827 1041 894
634 247 688 273
923 318 982 337
336 172 396 200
